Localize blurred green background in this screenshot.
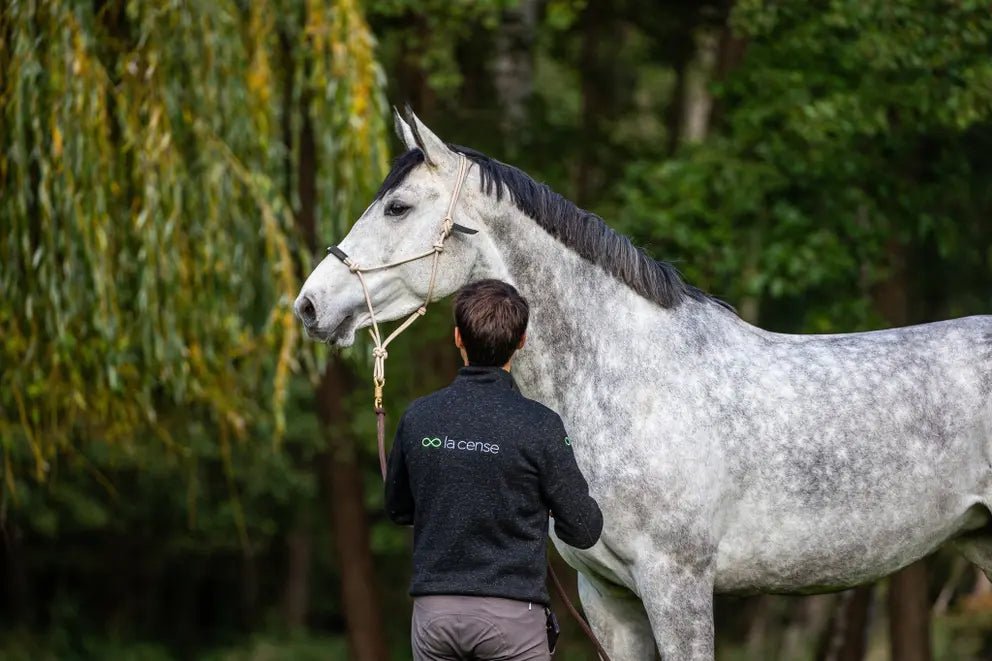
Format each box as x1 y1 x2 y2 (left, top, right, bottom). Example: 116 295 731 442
3 0 992 659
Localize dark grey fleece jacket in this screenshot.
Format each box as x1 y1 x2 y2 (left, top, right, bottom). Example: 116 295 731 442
385 365 603 605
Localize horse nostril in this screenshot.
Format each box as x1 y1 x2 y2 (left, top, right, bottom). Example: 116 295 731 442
296 295 317 327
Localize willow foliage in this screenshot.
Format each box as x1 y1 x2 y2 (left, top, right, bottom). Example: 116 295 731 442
0 0 388 490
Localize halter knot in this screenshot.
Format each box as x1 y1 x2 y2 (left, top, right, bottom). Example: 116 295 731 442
347 261 361 273
372 347 388 360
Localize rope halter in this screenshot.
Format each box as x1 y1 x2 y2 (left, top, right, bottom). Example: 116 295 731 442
326 154 475 477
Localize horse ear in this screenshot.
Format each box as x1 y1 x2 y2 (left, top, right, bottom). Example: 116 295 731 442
392 106 417 151
402 105 451 168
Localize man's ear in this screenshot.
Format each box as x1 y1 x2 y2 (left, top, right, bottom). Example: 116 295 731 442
518 333 527 350
454 326 464 349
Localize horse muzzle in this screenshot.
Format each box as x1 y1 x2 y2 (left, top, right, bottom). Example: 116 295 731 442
293 292 359 346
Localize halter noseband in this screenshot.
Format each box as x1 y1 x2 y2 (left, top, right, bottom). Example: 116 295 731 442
326 154 474 478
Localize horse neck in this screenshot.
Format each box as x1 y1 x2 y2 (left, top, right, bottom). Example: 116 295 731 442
481 206 739 409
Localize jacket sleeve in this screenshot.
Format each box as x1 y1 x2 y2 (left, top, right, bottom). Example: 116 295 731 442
538 415 603 549
385 413 415 525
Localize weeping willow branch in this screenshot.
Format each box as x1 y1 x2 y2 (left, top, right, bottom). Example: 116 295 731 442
0 0 388 490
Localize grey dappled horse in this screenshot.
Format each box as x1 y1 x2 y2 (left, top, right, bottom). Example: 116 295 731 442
295 111 992 660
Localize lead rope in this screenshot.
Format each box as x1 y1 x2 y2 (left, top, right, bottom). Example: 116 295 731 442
549 562 613 661
336 153 611 661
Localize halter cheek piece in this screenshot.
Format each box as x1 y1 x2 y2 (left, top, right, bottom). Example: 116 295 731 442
326 154 474 479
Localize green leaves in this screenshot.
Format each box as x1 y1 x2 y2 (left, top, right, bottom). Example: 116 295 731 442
618 0 992 330
0 0 386 491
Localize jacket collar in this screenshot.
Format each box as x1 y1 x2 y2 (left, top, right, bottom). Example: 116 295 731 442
455 365 518 390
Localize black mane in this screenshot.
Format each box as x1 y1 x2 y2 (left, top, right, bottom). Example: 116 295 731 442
376 146 733 313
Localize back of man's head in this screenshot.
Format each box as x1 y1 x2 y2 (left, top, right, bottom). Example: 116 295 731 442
453 279 529 367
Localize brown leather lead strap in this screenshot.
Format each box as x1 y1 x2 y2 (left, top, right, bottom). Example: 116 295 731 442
548 564 612 661
376 406 387 481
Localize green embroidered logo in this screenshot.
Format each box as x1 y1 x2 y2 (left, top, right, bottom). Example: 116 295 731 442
420 435 500 454
564 436 572 447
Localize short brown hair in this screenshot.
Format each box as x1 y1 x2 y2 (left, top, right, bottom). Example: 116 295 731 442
453 280 529 366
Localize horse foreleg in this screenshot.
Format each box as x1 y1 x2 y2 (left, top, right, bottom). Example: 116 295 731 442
577 572 656 661
635 558 715 661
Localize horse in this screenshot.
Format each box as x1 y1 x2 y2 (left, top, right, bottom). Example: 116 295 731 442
294 109 992 660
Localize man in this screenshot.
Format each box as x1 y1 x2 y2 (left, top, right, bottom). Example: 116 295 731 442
386 278 603 661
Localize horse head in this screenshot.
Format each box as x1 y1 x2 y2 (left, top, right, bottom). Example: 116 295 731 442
294 109 495 346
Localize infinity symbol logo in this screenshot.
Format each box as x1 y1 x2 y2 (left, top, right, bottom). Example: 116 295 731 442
422 437 442 448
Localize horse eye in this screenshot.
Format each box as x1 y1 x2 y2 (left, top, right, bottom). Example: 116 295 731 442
385 201 411 217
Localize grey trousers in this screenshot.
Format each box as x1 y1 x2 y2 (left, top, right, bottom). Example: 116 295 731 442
411 595 551 661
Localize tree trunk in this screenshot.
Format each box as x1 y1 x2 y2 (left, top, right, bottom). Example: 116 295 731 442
871 238 910 327
297 91 318 253
278 28 296 208
317 357 390 661
283 526 312 630
715 16 748 79
738 231 762 324
675 0 747 149
492 0 537 145
871 239 932 661
817 586 874 661
665 56 690 156
709 2 748 129
396 14 436 119
575 0 606 205
888 562 932 661
681 30 718 145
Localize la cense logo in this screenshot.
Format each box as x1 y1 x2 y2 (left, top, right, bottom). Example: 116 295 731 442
422 435 500 455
